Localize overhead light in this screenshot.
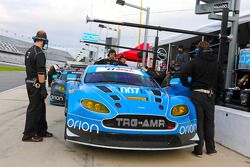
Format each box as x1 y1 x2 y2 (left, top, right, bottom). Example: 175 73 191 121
116 0 125 6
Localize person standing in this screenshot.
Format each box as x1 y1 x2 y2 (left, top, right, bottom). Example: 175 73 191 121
94 49 118 65
47 64 59 87
117 55 128 66
180 41 224 157
141 62 164 85
161 60 180 87
175 44 190 69
22 30 53 142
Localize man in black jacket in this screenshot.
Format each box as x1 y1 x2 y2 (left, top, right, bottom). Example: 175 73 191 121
117 55 128 66
94 49 118 65
180 41 224 157
22 30 53 142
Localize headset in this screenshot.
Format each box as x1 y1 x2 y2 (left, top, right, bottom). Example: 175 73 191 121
195 47 213 56
195 41 213 56
32 36 49 50
32 36 49 45
195 48 201 56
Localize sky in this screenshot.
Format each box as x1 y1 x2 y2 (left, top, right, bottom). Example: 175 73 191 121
0 0 249 56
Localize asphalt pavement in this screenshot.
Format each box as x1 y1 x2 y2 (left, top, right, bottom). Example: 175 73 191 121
0 85 249 167
0 71 26 92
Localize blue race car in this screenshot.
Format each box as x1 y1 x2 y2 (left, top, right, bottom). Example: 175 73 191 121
65 65 198 150
49 70 83 106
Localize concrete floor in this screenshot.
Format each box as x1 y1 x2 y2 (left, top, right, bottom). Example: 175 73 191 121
0 85 249 167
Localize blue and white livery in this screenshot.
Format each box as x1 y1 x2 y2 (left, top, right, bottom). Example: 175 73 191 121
65 65 198 150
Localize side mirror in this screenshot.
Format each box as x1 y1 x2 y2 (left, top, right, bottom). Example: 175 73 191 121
67 74 79 82
169 77 191 86
52 75 58 79
169 78 181 85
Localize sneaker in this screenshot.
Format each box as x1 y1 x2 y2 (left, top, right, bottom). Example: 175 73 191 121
207 150 217 155
22 136 43 142
192 151 202 158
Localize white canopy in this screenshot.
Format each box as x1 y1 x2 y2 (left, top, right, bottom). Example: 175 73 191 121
156 10 250 46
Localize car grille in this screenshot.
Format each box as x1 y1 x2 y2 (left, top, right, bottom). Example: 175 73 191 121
103 115 176 130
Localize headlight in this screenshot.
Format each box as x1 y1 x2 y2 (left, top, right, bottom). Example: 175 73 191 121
53 85 65 92
81 99 109 113
171 105 189 116
57 86 66 91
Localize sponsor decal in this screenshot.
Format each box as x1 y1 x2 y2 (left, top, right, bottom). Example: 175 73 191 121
96 67 143 75
213 2 228 9
67 119 99 134
157 48 168 60
120 87 140 94
70 71 83 74
115 118 165 128
50 95 64 101
82 32 99 43
103 115 176 130
179 124 196 135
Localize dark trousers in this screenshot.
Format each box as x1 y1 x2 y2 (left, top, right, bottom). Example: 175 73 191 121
23 83 48 139
190 91 216 154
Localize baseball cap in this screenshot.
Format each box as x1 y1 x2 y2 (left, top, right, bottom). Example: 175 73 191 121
178 44 184 49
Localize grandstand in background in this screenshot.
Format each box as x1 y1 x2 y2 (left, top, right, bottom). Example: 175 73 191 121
0 34 74 67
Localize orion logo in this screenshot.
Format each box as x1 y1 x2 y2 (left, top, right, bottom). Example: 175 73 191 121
67 119 99 134
179 124 196 135
50 95 64 101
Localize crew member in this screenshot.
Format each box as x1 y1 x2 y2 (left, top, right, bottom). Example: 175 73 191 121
175 44 190 69
180 41 224 157
161 60 180 87
141 62 164 84
48 64 58 87
22 30 53 142
117 55 128 66
94 49 118 65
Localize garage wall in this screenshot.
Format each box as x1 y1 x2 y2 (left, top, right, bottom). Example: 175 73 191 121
215 105 250 158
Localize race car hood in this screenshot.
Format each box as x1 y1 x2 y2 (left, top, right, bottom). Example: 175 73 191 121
82 84 169 116
51 79 66 93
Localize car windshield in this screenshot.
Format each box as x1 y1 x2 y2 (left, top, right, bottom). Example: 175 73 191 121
84 72 159 88
59 72 82 81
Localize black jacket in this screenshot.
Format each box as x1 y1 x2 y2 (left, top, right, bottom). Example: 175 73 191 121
94 58 118 65
25 45 46 79
180 52 224 96
117 61 128 66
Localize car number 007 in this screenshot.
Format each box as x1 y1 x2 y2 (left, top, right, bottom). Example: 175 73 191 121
120 87 139 94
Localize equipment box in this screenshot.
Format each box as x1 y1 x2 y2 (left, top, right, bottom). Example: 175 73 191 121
240 89 250 107
224 88 241 105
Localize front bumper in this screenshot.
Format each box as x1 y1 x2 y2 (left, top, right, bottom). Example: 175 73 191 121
65 113 198 150
65 127 197 150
